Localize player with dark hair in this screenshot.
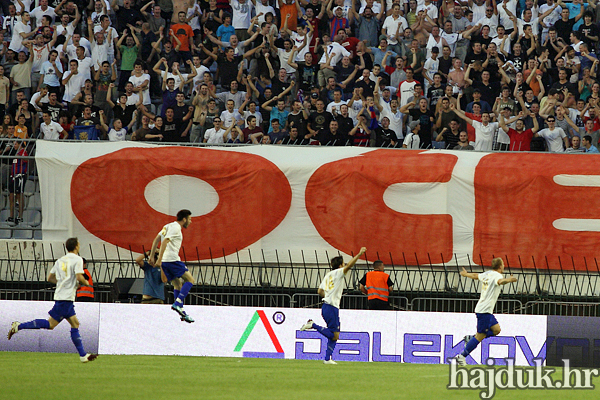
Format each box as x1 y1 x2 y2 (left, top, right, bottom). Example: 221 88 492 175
456 257 517 365
148 209 195 322
7 238 98 363
300 247 367 364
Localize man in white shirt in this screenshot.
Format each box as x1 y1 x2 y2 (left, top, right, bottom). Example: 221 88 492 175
7 237 98 363
128 61 151 105
203 117 226 144
300 247 367 364
94 15 118 63
539 0 561 43
40 110 67 139
62 59 86 103
417 0 438 21
30 0 56 27
74 46 94 83
475 6 498 37
382 4 408 54
536 116 569 152
220 99 242 128
455 257 517 366
9 11 34 53
255 0 275 23
326 89 347 113
452 105 498 151
13 0 32 14
231 0 253 40
65 33 91 60
148 209 195 323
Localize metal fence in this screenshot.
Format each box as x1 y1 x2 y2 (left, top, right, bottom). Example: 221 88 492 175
0 138 41 239
0 242 599 316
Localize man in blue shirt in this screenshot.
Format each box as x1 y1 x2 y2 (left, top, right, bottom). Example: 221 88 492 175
136 251 166 304
367 37 398 67
583 135 600 153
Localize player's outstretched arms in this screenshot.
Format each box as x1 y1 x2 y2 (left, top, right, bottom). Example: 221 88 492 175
459 267 479 280
343 247 367 273
498 275 517 285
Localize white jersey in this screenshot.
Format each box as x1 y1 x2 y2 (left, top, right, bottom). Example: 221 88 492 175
159 221 184 262
318 267 347 309
50 252 85 302
474 270 504 314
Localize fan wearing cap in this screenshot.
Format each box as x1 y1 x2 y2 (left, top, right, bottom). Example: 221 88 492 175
328 5 349 40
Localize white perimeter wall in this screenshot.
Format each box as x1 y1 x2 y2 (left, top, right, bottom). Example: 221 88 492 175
0 301 547 366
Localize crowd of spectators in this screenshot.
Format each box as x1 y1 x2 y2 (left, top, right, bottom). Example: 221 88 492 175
1 0 600 152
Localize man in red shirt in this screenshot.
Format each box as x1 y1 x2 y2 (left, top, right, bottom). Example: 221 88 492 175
170 11 195 65
242 115 263 143
338 28 359 57
500 111 539 151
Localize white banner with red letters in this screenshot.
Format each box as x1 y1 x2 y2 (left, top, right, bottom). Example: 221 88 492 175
36 141 600 270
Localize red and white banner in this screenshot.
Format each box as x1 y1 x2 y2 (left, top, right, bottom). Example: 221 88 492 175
36 142 600 269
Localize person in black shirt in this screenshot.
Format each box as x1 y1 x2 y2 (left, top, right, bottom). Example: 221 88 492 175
40 92 65 123
465 67 511 107
465 41 487 66
306 99 332 140
319 120 348 146
288 51 318 93
281 126 309 145
333 104 354 134
578 12 599 51
435 119 462 149
162 107 184 142
401 98 434 149
554 7 583 44
201 45 262 89
107 85 139 128
374 117 398 147
438 46 453 84
355 69 376 98
287 100 309 138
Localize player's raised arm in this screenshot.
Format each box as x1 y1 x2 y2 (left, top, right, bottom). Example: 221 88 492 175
343 247 367 274
497 275 517 285
459 267 479 280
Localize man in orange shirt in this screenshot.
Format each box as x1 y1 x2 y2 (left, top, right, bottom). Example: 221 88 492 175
170 11 196 65
279 0 300 32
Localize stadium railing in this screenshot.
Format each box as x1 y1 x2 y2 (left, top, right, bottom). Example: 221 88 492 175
0 242 599 316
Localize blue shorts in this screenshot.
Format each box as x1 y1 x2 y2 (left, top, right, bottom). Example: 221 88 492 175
48 301 76 322
476 313 499 334
321 303 340 333
161 261 188 282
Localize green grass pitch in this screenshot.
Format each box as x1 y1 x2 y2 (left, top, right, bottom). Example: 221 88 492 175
0 352 597 400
